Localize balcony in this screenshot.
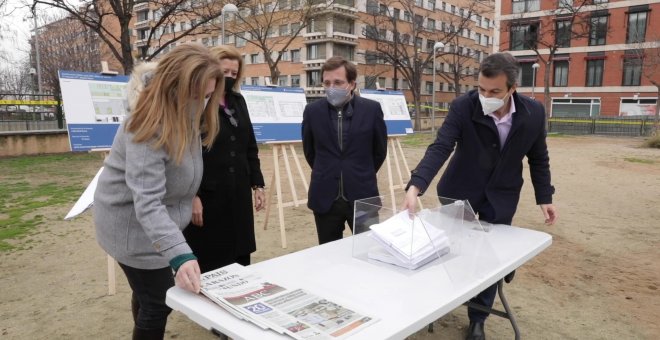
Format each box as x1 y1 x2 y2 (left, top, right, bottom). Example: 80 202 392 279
311 1 358 19
134 19 151 29
133 1 149 11
302 31 358 45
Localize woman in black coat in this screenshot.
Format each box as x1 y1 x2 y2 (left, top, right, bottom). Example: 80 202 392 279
184 45 266 273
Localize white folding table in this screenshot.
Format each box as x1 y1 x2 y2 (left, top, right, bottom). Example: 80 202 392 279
167 224 551 339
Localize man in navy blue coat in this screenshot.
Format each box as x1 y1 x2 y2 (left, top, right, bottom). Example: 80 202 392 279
302 56 388 244
403 52 558 340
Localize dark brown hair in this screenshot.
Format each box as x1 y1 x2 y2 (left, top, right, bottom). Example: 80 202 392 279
479 52 520 89
321 56 357 83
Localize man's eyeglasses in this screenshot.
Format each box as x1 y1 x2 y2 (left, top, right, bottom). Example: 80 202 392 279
224 107 238 127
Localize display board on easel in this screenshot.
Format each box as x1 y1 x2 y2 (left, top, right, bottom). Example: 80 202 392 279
359 89 414 135
58 70 129 151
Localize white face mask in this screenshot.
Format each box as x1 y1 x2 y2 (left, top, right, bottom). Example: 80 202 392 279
326 85 351 107
479 92 510 115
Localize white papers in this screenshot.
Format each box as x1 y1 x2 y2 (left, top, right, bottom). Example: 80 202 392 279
64 167 103 220
200 263 377 339
367 211 450 269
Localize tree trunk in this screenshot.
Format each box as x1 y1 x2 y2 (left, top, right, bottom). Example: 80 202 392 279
654 87 660 135
543 61 552 131
120 19 134 74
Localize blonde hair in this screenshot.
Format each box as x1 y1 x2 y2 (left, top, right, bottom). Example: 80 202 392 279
127 43 224 164
210 45 244 92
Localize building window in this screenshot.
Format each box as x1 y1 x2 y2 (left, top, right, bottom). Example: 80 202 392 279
277 0 288 9
427 19 435 30
555 20 571 48
425 81 433 94
622 53 642 86
291 49 300 62
518 61 535 87
236 32 246 47
552 98 601 117
137 10 149 22
307 70 321 87
589 13 608 46
586 59 604 87
404 11 411 22
512 0 540 14
307 44 325 60
334 17 354 35
553 60 569 87
333 44 354 61
251 77 259 85
365 76 377 89
279 24 288 36
510 23 538 51
379 4 387 15
251 54 259 64
626 7 648 44
291 23 300 34
291 75 300 87
277 76 287 87
378 77 386 88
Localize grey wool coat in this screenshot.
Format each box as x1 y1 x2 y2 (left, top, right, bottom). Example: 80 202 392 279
93 62 202 269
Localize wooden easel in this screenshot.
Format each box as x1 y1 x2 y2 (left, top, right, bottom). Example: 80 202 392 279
383 136 424 211
262 142 309 248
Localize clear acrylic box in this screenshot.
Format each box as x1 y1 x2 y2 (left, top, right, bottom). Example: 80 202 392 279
352 195 485 270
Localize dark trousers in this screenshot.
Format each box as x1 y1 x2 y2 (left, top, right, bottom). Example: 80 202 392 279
119 263 174 331
313 199 355 244
197 254 251 274
468 201 513 323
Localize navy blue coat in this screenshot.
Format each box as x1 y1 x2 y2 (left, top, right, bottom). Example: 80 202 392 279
408 90 555 224
302 96 388 214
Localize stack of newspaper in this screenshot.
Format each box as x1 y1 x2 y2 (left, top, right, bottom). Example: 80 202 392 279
367 211 450 269
200 263 377 339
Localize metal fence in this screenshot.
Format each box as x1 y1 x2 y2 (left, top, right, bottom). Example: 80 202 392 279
548 116 657 136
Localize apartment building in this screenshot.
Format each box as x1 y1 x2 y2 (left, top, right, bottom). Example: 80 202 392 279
495 0 660 117
132 0 495 108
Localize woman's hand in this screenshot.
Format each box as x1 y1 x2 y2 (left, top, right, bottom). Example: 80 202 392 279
191 195 203 226
175 260 201 293
254 189 266 212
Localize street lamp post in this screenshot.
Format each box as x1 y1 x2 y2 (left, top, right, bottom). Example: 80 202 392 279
531 62 540 99
221 4 239 45
431 42 444 133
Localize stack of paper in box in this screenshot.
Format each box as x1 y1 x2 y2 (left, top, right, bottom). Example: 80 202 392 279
200 263 378 339
367 211 450 269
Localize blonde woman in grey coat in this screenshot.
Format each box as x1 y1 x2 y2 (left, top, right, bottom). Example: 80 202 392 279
93 44 223 339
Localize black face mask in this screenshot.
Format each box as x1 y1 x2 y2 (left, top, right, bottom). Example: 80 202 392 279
224 77 236 93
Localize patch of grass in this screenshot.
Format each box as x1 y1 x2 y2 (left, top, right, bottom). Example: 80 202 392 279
0 153 99 251
643 134 660 149
624 157 655 164
401 132 435 147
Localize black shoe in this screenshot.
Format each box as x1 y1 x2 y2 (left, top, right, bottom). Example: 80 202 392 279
465 321 485 340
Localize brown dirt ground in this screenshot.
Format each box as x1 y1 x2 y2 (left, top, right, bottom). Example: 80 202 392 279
1 135 659 339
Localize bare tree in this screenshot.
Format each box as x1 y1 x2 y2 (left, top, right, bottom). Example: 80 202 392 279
31 0 249 74
225 0 329 85
0 59 34 99
628 39 660 134
362 0 488 130
500 0 608 125
34 14 105 97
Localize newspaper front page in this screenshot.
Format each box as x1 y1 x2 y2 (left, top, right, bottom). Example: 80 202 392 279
200 263 377 339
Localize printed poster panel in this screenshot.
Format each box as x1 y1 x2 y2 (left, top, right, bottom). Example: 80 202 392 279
58 70 129 151
359 89 414 135
620 102 657 116
241 85 307 143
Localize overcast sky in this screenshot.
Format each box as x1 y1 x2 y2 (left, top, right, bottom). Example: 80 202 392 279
1 0 64 68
